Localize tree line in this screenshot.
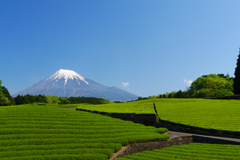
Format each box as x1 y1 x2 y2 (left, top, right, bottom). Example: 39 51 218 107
13 95 110 105
138 73 235 100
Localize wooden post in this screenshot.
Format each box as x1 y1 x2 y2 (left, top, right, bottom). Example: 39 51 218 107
153 103 161 121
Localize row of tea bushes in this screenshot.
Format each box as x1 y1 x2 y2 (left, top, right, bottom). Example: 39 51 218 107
0 104 169 159
0 154 108 160
117 143 240 160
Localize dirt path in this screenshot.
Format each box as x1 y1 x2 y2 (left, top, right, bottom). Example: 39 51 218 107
169 131 240 143
109 135 192 160
67 107 76 110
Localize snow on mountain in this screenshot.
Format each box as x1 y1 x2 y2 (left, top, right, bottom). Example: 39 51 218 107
42 69 89 85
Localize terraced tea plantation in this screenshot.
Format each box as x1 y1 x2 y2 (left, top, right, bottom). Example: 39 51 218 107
117 143 240 160
76 99 240 133
0 104 169 160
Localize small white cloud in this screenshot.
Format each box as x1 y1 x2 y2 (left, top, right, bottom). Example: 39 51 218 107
184 79 192 86
122 82 129 90
122 82 129 87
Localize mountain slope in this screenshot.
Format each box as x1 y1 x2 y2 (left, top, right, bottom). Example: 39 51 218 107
12 69 138 101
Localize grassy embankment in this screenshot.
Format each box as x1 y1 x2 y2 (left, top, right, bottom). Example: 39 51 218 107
0 104 169 160
76 98 240 133
117 143 240 160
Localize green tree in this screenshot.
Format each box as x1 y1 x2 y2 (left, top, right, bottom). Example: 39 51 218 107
148 95 153 99
189 74 234 98
24 94 31 104
0 81 12 106
2 86 13 105
182 90 190 98
226 73 230 78
208 89 234 97
59 97 70 104
0 80 3 97
138 97 143 100
174 90 183 98
165 92 169 98
206 77 226 90
46 95 60 104
170 91 177 97
234 51 240 95
194 88 211 98
52 95 60 104
162 94 166 98
190 77 207 91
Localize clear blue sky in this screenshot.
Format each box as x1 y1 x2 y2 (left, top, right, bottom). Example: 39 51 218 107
1 0 240 97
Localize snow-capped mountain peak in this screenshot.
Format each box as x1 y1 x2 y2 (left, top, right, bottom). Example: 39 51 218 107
44 69 88 85
12 69 139 101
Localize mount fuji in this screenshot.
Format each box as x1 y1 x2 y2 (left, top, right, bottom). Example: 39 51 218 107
12 69 138 101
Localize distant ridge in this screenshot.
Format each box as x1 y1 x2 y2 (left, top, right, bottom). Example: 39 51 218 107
12 69 138 101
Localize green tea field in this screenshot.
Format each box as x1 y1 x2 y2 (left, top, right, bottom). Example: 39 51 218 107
0 104 169 159
76 99 240 133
